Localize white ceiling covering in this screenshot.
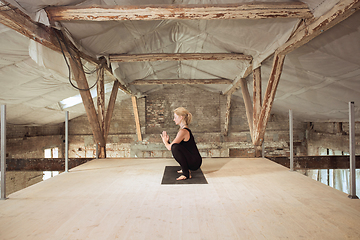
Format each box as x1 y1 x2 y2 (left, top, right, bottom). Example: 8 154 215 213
0 0 359 125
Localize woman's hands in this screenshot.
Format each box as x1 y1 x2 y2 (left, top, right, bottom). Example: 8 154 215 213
160 131 170 144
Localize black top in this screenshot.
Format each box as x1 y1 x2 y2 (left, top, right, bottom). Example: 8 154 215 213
180 128 202 159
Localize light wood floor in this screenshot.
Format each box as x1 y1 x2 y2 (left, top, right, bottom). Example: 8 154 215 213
1 158 360 240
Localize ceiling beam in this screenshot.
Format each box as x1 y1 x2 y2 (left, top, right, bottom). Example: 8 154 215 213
110 53 252 62
45 2 312 22
0 1 131 95
130 79 232 85
277 0 360 56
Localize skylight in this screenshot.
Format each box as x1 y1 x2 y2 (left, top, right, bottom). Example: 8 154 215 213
59 83 114 110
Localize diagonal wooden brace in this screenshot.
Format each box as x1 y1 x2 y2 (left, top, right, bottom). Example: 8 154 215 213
68 52 105 147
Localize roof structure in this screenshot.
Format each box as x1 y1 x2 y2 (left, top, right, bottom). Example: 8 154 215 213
0 0 359 129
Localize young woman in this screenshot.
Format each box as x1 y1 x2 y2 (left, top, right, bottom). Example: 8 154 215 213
160 107 202 180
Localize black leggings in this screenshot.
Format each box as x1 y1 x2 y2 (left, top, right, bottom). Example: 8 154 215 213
171 143 202 178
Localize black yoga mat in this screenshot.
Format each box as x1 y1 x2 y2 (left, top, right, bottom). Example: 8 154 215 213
161 166 208 184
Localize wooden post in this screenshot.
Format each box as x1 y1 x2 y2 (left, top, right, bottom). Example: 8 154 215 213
253 67 262 139
239 78 254 139
253 54 285 147
224 94 231 136
68 52 105 147
97 58 106 158
253 67 262 157
131 96 142 142
104 81 120 141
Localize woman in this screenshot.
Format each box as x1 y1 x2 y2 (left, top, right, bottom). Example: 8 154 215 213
160 107 202 180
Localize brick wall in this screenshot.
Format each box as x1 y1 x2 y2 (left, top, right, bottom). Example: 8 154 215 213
3 85 311 159
308 122 360 155
145 85 221 134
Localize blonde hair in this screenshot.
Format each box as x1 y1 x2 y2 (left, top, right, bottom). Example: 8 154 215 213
174 107 192 125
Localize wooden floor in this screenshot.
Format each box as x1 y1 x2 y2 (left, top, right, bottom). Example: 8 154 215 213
1 158 360 240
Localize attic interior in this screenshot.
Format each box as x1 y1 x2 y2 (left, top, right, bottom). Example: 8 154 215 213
1 1 360 238
0 0 358 163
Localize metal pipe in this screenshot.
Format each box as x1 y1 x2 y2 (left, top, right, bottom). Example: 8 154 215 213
348 102 358 199
1 105 6 200
289 109 294 171
65 111 69 172
262 141 265 158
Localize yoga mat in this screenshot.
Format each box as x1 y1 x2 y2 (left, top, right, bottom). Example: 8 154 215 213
161 166 208 184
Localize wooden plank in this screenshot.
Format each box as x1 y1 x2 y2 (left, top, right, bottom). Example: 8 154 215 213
97 58 106 158
104 81 120 141
2 158 360 239
130 79 232 85
277 0 360 55
45 2 312 22
252 67 261 143
131 96 142 142
0 1 131 95
224 94 231 136
253 54 285 146
68 51 105 147
110 53 252 62
239 78 254 138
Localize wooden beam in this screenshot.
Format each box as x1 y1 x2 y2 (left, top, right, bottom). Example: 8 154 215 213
252 67 262 143
223 78 242 95
104 80 120 141
222 64 253 95
97 59 106 134
45 2 312 22
68 51 105 147
224 94 231 136
277 0 360 55
253 54 285 146
131 96 142 142
239 78 254 138
110 53 252 62
0 1 131 95
130 79 232 85
97 58 106 158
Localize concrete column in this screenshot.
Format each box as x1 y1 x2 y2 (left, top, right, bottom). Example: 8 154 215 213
348 102 358 199
1 105 6 200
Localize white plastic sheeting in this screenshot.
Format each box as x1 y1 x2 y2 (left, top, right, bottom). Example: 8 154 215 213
0 0 359 125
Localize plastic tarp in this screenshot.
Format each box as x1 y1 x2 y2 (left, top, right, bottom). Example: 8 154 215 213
0 0 359 125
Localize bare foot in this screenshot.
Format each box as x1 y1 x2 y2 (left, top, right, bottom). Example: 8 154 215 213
176 175 187 180
177 169 183 174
